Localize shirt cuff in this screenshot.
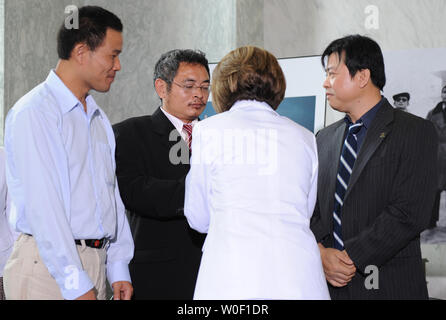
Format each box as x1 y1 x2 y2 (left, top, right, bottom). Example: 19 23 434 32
106 260 132 286
60 269 95 300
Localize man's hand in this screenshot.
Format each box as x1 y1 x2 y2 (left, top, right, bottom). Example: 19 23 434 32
75 289 97 300
112 281 133 300
318 243 356 287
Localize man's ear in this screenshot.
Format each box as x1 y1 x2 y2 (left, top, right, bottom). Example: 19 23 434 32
71 43 89 64
154 78 168 100
357 69 371 89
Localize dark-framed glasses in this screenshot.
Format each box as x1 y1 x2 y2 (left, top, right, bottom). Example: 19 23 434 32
172 81 211 94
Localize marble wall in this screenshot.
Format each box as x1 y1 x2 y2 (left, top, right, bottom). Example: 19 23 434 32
264 0 446 57
4 0 74 126
236 0 264 48
4 0 238 125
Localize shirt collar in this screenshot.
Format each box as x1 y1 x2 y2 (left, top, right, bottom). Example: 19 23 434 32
45 70 100 118
230 99 275 112
344 97 385 129
160 107 198 132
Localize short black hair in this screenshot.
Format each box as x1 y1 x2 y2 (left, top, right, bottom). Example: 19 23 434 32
153 49 210 90
321 35 386 91
57 6 123 60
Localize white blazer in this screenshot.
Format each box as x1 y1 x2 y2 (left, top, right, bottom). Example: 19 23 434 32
184 100 330 299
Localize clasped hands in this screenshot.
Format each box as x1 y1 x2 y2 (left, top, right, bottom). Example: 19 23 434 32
318 243 356 287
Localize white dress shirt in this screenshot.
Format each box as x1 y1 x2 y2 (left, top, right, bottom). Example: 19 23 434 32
160 106 198 142
4 70 134 300
0 148 17 278
184 100 330 299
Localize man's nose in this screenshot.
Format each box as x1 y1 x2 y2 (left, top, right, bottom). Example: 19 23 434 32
193 87 204 99
114 57 121 71
323 76 330 89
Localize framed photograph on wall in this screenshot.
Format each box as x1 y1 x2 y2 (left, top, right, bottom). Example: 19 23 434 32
383 48 446 245
203 55 327 134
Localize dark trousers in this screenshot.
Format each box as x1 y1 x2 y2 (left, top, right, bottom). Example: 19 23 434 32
0 277 5 300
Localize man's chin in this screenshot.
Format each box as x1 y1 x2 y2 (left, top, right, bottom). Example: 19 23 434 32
93 85 112 93
328 103 341 111
189 106 206 114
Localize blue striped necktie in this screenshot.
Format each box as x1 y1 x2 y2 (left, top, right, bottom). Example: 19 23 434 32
333 121 364 250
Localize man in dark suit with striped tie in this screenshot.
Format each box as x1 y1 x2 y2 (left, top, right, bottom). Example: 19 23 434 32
310 35 438 299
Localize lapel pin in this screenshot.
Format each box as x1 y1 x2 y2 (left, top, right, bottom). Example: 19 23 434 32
380 132 386 139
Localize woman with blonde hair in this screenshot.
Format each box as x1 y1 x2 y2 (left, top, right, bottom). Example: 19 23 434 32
184 46 330 299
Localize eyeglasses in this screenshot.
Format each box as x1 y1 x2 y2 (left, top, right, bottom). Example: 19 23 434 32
172 81 211 95
395 97 408 102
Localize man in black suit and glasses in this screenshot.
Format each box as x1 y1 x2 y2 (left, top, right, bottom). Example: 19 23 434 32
310 35 437 299
113 50 209 299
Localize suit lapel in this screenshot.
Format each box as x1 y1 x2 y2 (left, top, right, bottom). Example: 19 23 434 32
151 107 186 150
151 107 192 163
319 120 346 222
326 122 347 207
344 101 394 201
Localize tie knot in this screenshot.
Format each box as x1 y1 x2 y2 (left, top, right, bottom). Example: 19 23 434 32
183 124 193 135
349 121 363 135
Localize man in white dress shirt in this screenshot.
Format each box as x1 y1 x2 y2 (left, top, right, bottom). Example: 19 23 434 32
3 6 134 300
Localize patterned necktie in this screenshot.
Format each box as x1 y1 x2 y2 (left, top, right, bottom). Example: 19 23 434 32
183 124 193 151
333 121 364 250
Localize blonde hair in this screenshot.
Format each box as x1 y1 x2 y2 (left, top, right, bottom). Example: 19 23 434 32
211 46 286 113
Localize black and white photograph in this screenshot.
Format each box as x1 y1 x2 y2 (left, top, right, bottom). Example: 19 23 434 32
384 48 446 244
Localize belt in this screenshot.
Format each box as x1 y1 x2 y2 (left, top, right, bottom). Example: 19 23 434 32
24 234 108 249
75 238 109 249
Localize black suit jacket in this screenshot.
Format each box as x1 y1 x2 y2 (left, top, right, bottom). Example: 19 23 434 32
113 108 205 300
311 100 438 299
